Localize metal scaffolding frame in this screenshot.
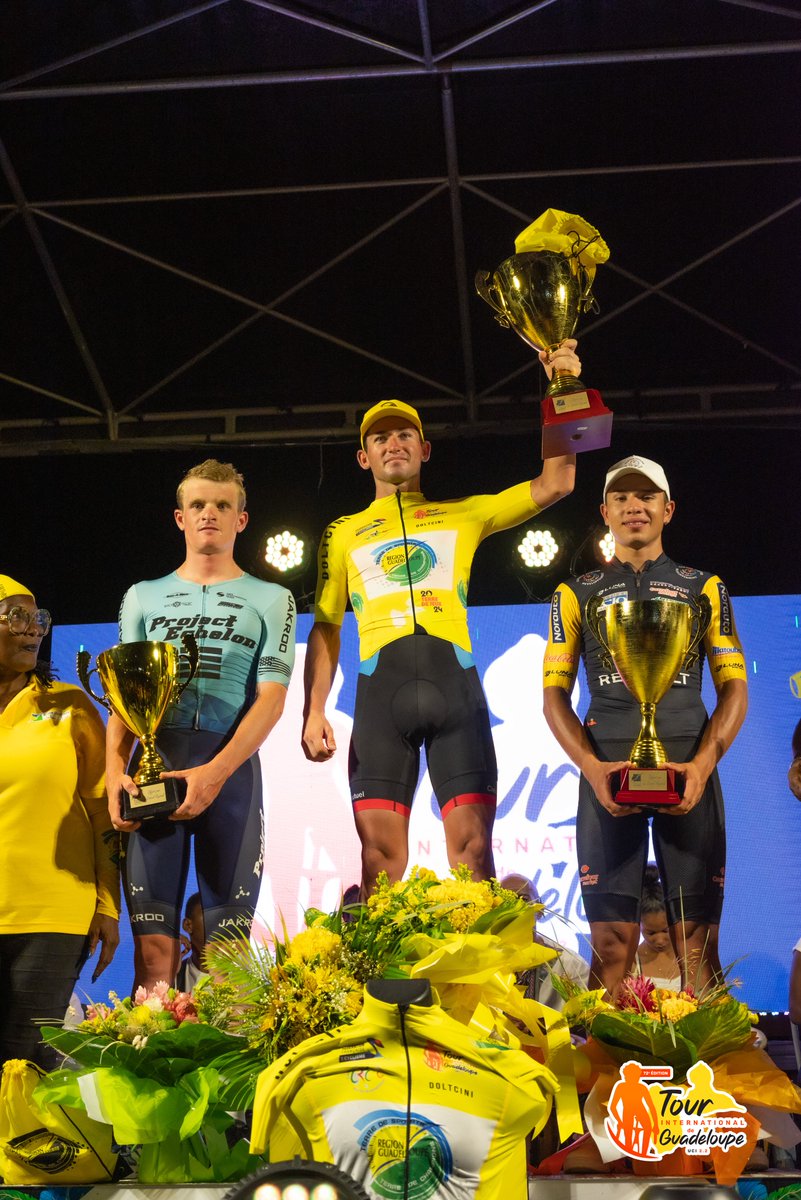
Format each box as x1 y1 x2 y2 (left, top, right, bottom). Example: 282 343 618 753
1 0 800 455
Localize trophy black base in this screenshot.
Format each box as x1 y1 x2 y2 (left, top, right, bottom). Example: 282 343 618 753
615 766 682 807
122 776 183 822
541 390 613 458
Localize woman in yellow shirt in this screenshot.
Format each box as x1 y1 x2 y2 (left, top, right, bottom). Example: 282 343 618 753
0 574 120 1071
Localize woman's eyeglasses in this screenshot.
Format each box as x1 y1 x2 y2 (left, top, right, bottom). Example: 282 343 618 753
0 606 52 636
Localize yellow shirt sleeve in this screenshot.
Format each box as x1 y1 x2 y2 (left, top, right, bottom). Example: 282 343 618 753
543 582 582 692
462 480 542 539
702 576 747 687
313 518 349 627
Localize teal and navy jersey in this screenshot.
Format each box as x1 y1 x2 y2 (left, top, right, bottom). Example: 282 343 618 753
119 571 296 733
543 554 745 744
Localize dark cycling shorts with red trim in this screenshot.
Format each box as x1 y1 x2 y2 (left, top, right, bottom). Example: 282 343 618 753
348 633 497 817
576 732 726 926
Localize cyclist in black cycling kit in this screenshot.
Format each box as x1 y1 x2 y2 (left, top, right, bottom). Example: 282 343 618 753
302 344 580 896
106 459 296 990
543 455 748 997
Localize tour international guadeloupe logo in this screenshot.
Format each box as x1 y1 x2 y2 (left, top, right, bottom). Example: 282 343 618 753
604 1060 748 1160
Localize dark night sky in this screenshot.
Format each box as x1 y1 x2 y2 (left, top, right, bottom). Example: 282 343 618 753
2 5 800 624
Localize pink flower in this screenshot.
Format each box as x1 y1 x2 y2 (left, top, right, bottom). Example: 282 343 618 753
171 993 199 1023
134 980 172 1006
618 974 658 1013
85 1002 113 1020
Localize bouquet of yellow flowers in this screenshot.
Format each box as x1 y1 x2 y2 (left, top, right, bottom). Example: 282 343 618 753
199 865 545 1065
559 973 755 1075
199 865 582 1141
556 973 801 1186
29 867 580 1185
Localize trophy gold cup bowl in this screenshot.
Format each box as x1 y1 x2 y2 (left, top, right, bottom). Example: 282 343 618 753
476 250 594 400
475 209 612 458
585 596 711 805
78 633 199 821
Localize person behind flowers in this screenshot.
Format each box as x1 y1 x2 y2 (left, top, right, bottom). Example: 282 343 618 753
302 345 579 895
542 456 747 998
0 573 119 1071
629 865 680 991
176 891 208 994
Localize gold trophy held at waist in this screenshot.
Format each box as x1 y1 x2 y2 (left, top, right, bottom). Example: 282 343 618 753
585 596 711 806
475 208 612 458
78 634 199 821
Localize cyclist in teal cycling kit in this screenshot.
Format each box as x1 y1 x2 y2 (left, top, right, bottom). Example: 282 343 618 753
106 459 296 990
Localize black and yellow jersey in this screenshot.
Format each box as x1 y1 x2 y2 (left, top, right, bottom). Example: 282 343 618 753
314 483 541 661
543 554 746 742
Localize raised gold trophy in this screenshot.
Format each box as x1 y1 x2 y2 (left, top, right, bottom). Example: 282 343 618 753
585 596 711 805
476 208 612 458
78 634 199 821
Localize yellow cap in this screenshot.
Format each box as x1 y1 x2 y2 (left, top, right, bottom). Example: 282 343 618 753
0 574 33 602
359 399 424 448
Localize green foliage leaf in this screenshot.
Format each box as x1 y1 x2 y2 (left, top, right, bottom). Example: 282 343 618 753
590 1010 697 1073
41 1021 254 1087
673 999 753 1062
589 998 753 1078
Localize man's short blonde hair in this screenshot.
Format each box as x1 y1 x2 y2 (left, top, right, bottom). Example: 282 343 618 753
176 459 246 512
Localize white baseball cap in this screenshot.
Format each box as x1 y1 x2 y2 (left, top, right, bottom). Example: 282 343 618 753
603 455 671 502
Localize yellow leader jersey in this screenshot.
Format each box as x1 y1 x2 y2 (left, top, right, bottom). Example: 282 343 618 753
314 483 541 661
0 681 119 935
252 991 557 1200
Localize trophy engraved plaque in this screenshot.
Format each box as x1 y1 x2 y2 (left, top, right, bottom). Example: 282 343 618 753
585 596 711 805
78 633 199 821
476 208 612 458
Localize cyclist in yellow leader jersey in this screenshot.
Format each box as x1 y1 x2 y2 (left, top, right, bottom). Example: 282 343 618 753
302 342 580 895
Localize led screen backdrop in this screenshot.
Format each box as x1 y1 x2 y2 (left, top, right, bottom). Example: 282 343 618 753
53 594 801 1012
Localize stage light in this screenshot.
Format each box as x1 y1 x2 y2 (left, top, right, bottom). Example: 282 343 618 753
260 529 308 579
598 528 615 562
517 527 560 571
223 1159 371 1200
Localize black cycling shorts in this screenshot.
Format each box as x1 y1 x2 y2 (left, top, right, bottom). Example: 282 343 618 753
349 633 497 817
576 733 726 926
122 727 264 941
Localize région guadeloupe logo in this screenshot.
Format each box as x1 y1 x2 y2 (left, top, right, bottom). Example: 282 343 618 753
605 1060 748 1160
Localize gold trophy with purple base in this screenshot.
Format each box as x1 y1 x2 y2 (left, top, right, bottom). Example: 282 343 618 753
476 208 612 458
585 596 711 805
78 634 199 821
